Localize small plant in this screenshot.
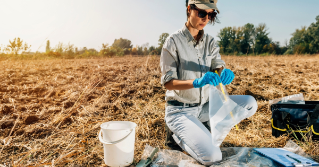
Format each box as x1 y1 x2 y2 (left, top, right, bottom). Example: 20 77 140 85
5 37 31 55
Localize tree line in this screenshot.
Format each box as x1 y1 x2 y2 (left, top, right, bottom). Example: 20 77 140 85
1 15 318 58
0 33 170 58
287 15 319 54
97 32 169 57
218 15 319 55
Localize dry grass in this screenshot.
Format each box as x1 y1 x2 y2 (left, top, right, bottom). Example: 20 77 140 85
0 55 318 166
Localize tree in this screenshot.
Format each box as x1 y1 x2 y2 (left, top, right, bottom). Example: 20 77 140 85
158 33 169 47
141 43 150 55
112 38 132 49
254 23 271 54
148 46 156 55
79 47 88 54
230 26 243 54
137 45 143 55
143 47 148 55
218 27 232 54
46 40 51 53
88 48 98 54
99 43 109 56
157 33 169 55
289 26 308 54
54 42 64 54
141 43 149 49
267 41 281 54
6 37 31 55
65 42 75 57
99 43 124 57
131 47 137 55
241 23 255 55
218 26 241 54
305 15 319 54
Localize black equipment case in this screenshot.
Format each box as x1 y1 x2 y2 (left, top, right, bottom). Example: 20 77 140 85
271 101 319 140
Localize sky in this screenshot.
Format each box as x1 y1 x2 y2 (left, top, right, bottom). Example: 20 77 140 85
0 0 318 52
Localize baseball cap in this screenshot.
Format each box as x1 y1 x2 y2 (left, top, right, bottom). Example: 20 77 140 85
188 0 220 13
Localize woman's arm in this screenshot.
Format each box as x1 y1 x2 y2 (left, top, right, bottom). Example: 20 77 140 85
164 79 195 91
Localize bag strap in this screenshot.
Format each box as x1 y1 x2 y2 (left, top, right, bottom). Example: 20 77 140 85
282 104 319 129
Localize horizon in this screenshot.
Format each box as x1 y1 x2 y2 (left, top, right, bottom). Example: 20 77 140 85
1 0 319 52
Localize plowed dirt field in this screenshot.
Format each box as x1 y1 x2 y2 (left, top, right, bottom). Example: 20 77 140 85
0 55 318 166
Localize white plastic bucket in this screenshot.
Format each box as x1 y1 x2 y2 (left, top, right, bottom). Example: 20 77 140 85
98 121 137 167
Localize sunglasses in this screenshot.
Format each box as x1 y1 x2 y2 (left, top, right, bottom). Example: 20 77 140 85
191 6 216 20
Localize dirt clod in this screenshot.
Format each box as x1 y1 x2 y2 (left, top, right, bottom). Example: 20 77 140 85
1 105 14 115
24 115 39 125
0 120 14 129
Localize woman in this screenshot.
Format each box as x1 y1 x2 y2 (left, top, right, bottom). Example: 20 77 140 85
160 0 258 165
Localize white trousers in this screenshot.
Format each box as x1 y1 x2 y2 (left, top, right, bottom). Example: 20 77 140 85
165 95 258 166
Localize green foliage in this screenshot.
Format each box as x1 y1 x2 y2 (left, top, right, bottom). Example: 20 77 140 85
157 33 169 55
47 42 87 59
148 46 157 55
54 42 64 54
158 33 169 47
46 40 51 53
65 42 76 58
6 16 319 60
112 38 133 49
137 46 143 55
241 23 255 54
218 24 258 55
218 23 289 55
254 23 271 54
99 43 124 57
289 15 319 54
6 37 31 55
218 27 232 54
307 16 319 53
79 49 99 58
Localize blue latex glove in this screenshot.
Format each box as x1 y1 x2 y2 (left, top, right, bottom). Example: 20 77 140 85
193 72 221 88
220 69 235 85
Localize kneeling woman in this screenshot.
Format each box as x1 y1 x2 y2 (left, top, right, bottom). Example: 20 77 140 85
160 0 258 165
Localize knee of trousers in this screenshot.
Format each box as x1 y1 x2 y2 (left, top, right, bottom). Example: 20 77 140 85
246 95 258 118
196 147 222 166
173 134 222 165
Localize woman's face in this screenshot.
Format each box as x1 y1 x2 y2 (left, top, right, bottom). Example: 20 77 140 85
188 7 214 30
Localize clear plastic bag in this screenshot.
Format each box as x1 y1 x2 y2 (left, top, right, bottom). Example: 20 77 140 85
141 140 314 167
269 93 305 106
283 140 312 159
209 85 249 147
140 144 201 167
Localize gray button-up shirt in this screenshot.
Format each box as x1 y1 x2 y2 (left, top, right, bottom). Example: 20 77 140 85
160 24 223 105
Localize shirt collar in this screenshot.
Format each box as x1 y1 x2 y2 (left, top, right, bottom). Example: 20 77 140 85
182 23 205 43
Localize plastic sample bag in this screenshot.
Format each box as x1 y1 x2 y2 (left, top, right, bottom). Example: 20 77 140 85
140 140 315 167
209 85 249 147
139 144 201 167
269 93 305 106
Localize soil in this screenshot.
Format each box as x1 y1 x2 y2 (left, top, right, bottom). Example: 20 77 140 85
0 55 318 166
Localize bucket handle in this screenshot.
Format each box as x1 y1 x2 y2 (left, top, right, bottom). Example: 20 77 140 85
99 129 133 145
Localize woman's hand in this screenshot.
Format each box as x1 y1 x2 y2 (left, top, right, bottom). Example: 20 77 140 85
220 69 235 85
193 72 221 88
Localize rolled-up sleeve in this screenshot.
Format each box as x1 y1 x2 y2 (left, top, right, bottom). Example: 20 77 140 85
160 37 179 86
